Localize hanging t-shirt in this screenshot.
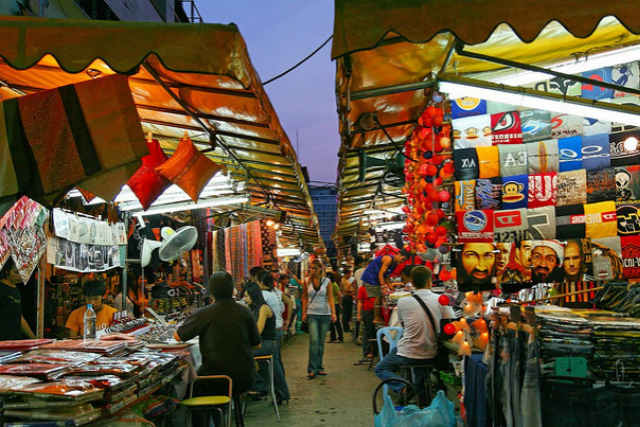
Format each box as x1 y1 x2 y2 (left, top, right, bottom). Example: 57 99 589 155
586 168 616 204
584 201 618 239
491 111 523 145
455 180 476 212
456 210 494 242
528 172 557 208
520 109 552 143
453 148 479 180
551 113 583 139
558 136 583 171
527 139 559 174
621 235 640 279
451 97 487 119
591 236 623 281
493 208 529 243
476 146 500 178
556 204 586 239
610 130 640 167
582 68 614 100
616 202 640 236
501 175 528 209
527 206 557 240
581 134 611 171
557 169 587 207
582 117 612 137
452 115 492 149
498 145 528 177
615 165 640 202
475 178 502 210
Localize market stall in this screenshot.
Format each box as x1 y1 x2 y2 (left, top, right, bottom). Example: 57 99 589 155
332 1 640 425
0 15 322 425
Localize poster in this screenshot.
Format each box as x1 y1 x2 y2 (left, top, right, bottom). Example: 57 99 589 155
456 241 497 291
47 236 121 273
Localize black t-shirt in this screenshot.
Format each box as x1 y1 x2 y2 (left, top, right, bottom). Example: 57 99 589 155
260 304 277 341
176 299 261 394
0 282 22 341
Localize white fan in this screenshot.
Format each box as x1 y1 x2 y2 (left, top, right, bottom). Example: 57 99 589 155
158 226 198 262
140 238 162 267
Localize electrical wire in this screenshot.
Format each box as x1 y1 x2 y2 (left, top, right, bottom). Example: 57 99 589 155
262 35 333 85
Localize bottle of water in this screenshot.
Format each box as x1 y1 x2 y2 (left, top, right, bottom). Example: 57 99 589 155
83 304 96 340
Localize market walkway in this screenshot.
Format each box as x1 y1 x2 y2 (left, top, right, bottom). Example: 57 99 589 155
244 333 381 426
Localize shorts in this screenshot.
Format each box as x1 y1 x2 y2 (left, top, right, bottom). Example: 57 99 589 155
364 283 382 298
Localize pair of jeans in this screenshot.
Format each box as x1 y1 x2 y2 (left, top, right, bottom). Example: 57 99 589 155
273 328 290 400
342 295 353 332
307 314 331 374
330 304 343 341
252 337 290 400
374 346 433 406
361 310 375 357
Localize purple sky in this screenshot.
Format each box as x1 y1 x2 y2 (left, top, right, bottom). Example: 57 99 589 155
199 1 339 184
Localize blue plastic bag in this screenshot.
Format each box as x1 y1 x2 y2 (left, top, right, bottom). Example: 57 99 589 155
374 390 458 427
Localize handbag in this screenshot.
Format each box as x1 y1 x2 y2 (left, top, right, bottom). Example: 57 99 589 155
412 294 450 371
300 278 325 333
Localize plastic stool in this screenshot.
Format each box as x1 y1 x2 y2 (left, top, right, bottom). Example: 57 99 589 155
254 355 281 421
181 375 232 427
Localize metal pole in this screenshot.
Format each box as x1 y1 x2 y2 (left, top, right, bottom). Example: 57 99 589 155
36 255 46 338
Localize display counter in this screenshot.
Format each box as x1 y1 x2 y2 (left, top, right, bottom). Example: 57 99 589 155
0 338 196 426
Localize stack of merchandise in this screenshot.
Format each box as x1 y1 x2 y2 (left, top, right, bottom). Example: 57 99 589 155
0 344 186 425
536 310 640 426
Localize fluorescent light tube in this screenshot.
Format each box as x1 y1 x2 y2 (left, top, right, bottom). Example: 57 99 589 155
120 196 250 215
439 75 640 127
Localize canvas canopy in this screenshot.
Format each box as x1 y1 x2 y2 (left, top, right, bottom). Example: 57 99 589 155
0 15 321 249
332 0 640 250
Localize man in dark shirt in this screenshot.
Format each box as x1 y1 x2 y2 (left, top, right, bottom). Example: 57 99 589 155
175 271 261 398
0 259 35 341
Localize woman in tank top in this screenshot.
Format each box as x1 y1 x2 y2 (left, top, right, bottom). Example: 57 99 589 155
302 259 336 379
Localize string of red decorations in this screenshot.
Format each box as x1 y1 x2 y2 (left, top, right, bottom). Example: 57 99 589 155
402 101 456 281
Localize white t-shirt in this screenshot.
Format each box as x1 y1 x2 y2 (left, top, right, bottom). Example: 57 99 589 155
262 289 284 329
354 267 365 291
396 288 455 359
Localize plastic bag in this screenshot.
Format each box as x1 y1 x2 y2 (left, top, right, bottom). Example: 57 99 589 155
374 390 458 427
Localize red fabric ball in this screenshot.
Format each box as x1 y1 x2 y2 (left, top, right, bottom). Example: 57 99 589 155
426 164 438 176
443 322 457 335
435 226 447 236
427 233 438 244
439 269 452 281
433 115 443 126
438 190 451 202
438 295 450 306
427 212 439 225
426 106 437 118
437 209 446 219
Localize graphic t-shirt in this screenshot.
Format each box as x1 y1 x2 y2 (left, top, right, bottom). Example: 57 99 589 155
520 109 552 143
527 139 559 174
581 134 611 171
475 178 502 210
584 201 618 239
528 172 557 208
556 205 586 240
454 148 479 180
491 111 523 145
499 145 528 177
501 175 528 209
586 168 616 204
476 146 500 178
621 235 640 280
455 180 476 211
558 136 583 171
527 206 556 240
557 169 587 207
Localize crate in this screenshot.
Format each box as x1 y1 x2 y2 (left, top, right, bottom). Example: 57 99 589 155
440 371 462 386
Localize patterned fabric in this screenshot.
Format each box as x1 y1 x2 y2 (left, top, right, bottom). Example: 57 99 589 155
452 114 492 148
610 131 640 167
491 111 523 145
558 136 583 171
557 169 587 207
520 109 552 143
498 144 528 177
248 221 263 269
476 146 500 178
217 229 226 272
454 148 479 180
584 201 617 239
155 136 222 202
556 205 586 240
527 206 556 240
475 178 502 210
528 172 557 208
455 180 476 211
527 139 559 174
581 134 611 171
224 228 232 274
621 235 640 279
501 175 528 209
127 139 171 210
586 168 616 203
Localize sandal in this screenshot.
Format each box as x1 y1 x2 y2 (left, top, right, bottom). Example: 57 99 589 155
307 372 316 379
317 371 327 376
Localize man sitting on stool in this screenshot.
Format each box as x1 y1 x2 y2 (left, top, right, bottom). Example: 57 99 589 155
374 266 454 406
